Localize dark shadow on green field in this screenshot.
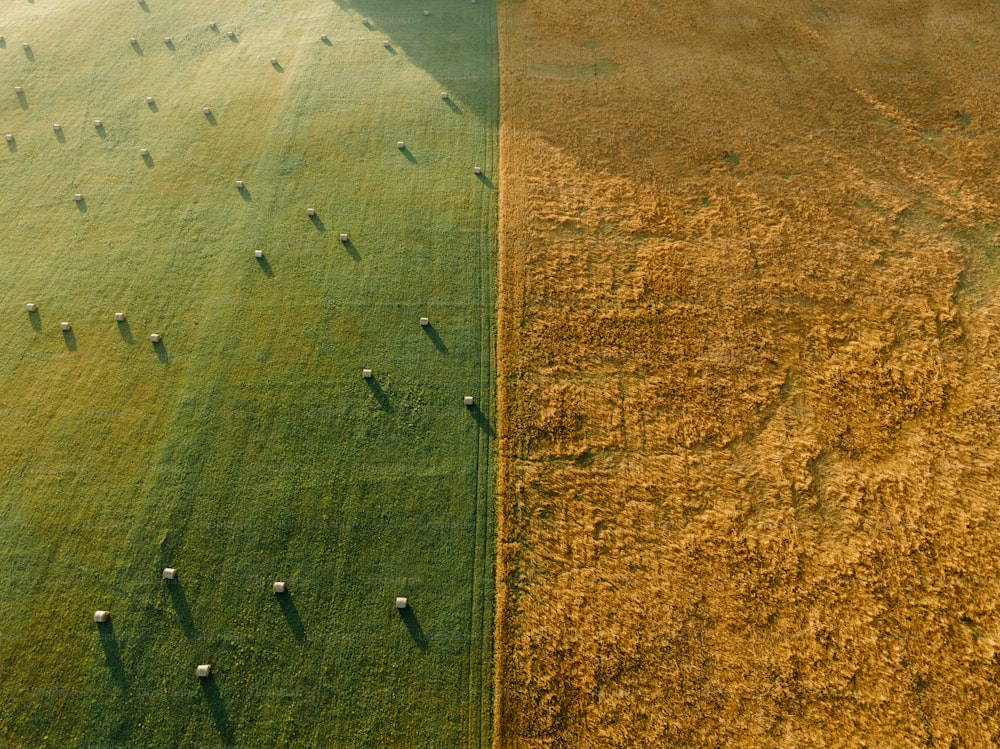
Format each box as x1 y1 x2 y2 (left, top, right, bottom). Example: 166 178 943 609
399 606 428 650
97 620 129 690
75 195 86 212
16 90 27 110
55 128 66 144
333 0 497 122
399 145 417 163
200 677 235 745
276 592 306 641
271 60 284 73
255 254 274 277
117 318 134 344
203 109 217 126
164 39 176 52
468 403 494 436
423 323 448 354
23 46 34 62
5 137 15 153
95 122 107 139
308 212 326 232
475 171 494 190
141 152 154 168
138 0 149 11
146 99 158 113
166 581 196 637
62 327 77 351
153 339 169 363
131 39 143 57
238 185 251 202
342 237 360 261
28 308 41 331
365 376 393 412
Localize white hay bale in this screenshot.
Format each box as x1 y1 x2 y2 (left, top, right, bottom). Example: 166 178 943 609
94 119 102 127
474 166 482 174
130 37 137 45
441 92 449 99
306 208 316 216
197 664 211 678
53 123 61 131
208 21 217 29
383 40 390 47
254 250 263 258
5 134 12 142
150 333 162 343
203 107 211 115
60 321 71 331
94 610 110 623
320 34 328 41
145 96 154 104
340 233 348 242
163 37 171 45
362 368 372 379
464 395 474 406
25 303 36 312
114 312 126 321
397 141 405 149
424 9 430 15
14 86 22 94
420 317 429 327
395 597 408 609
73 193 82 201
162 566 175 579
227 30 235 38
273 581 286 594
270 57 277 65
235 180 244 189
140 148 149 156
362 18 370 25
22 43 29 50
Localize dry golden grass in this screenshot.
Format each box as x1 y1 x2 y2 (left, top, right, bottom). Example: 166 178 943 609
494 1 1000 745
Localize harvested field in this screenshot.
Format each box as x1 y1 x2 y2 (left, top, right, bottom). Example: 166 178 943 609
495 0 1000 745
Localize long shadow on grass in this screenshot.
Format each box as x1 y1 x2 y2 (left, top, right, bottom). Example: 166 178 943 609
399 607 428 650
23 46 34 62
142 152 154 168
131 40 144 56
16 91 27 110
98 620 129 690
201 677 235 745
342 238 360 261
399 145 417 164
55 129 66 144
256 254 274 277
469 404 495 436
27 309 41 331
153 339 169 363
365 377 392 412
166 582 196 637
332 0 497 123
276 593 305 642
309 213 326 232
117 318 134 344
62 328 77 351
475 172 495 190
423 324 448 354
6 138 16 153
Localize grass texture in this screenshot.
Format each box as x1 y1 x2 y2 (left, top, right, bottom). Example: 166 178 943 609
0 0 497 746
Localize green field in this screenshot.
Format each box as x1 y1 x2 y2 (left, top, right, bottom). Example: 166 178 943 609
0 0 497 745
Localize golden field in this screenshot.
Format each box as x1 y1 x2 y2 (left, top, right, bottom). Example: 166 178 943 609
494 0 1000 745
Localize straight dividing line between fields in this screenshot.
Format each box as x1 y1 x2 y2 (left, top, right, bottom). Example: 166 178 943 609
469 5 500 746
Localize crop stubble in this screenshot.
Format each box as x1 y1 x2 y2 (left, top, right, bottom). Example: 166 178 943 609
495 0 1000 745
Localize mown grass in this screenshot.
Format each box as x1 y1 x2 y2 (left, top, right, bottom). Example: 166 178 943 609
0 0 497 745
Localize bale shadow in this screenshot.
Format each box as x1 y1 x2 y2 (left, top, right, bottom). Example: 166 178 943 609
164 39 175 51
95 122 107 139
16 91 27 110
75 197 87 212
200 677 235 746
55 129 66 144
62 328 77 351
308 213 326 232
238 186 252 202
153 339 170 363
444 98 461 114
138 0 149 11
365 377 392 412
321 36 332 46
255 255 273 277
166 581 195 637
147 100 158 113
383 43 397 55
117 318 134 344
476 172 495 189
141 152 154 168
227 32 239 43
423 324 448 354
469 404 495 436
342 238 360 261
28 309 41 331
398 607 428 650
399 146 416 163
131 41 144 56
97 620 129 690
271 60 284 73
0 38 6 49
6 138 16 153
204 110 217 126
276 594 305 642
23 47 34 62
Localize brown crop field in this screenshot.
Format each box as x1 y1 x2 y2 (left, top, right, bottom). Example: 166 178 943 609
494 0 1000 746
